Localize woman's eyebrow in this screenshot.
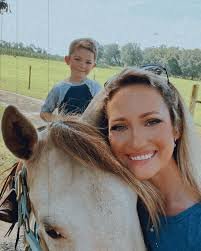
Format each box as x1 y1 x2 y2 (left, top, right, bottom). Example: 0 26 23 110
110 111 161 123
140 111 160 118
110 117 126 122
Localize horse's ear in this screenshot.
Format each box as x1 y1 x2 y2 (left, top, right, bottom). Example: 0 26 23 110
1 105 38 160
81 89 106 127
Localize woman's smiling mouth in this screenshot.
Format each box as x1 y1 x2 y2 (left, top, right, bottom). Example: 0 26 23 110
128 151 156 161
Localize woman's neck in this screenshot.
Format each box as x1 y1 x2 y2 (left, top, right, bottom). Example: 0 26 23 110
151 160 200 216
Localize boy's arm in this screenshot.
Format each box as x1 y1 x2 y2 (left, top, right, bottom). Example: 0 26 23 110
40 112 60 122
87 80 102 97
40 111 65 122
94 82 102 95
40 85 60 122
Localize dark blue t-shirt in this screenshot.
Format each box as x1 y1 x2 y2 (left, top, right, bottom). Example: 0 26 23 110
137 201 201 251
58 84 93 114
41 79 101 114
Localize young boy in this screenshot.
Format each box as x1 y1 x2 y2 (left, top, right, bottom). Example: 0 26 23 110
0 39 101 225
40 38 101 122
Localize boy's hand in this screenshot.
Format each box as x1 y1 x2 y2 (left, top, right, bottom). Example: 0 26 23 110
40 112 64 122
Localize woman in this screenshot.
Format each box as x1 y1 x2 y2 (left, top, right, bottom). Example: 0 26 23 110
83 67 201 250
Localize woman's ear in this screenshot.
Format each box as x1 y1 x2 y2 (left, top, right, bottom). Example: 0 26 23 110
173 127 181 141
64 55 70 65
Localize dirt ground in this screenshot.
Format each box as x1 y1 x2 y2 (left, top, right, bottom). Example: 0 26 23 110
0 222 24 251
0 90 45 250
0 90 45 127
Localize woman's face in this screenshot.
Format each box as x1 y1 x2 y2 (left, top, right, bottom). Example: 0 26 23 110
107 84 179 181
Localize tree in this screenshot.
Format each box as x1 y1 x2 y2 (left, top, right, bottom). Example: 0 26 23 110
121 43 143 67
102 44 121 66
143 45 168 66
0 0 9 14
179 49 201 80
167 57 182 76
96 42 104 64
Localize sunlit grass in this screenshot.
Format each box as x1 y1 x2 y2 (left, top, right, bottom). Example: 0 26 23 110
0 55 121 99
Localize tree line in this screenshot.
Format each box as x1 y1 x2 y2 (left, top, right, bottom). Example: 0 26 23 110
1 40 201 80
0 40 62 61
97 43 201 80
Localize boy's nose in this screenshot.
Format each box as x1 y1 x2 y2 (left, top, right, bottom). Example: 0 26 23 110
79 61 85 68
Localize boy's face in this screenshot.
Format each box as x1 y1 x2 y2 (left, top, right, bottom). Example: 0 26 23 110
65 48 96 79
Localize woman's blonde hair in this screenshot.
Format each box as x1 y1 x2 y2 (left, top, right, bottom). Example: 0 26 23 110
83 67 201 226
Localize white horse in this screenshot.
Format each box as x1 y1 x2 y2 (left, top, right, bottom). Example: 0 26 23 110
1 105 146 251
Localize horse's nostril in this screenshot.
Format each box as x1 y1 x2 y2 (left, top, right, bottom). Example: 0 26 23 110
45 228 63 239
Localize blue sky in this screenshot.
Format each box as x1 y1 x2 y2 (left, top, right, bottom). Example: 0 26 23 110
1 0 201 56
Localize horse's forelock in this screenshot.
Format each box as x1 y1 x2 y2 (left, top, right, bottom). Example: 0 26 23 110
48 119 121 174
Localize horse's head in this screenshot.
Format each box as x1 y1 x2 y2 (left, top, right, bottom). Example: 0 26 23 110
1 105 145 251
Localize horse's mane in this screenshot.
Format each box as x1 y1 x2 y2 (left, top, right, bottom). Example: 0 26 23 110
48 118 122 175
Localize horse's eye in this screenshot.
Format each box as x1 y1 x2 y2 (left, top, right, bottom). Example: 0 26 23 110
45 228 63 239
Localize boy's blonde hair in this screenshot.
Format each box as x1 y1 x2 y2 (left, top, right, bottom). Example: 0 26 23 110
68 38 98 60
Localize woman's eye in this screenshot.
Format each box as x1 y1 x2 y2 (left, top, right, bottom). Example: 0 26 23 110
110 124 127 131
145 119 162 126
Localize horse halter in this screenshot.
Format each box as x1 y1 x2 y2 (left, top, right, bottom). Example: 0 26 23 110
15 165 43 251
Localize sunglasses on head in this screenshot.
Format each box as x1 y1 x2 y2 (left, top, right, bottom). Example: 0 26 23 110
104 64 170 87
140 64 170 84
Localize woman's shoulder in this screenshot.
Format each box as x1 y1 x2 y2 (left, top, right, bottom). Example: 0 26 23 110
138 201 201 225
138 202 201 251
160 203 201 250
162 202 201 224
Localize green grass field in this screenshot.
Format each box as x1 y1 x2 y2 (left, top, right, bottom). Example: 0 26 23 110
0 54 201 124
0 55 120 99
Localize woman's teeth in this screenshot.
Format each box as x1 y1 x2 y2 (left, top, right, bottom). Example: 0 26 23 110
129 152 154 161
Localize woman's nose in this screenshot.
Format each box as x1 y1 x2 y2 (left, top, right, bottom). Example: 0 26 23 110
128 127 146 149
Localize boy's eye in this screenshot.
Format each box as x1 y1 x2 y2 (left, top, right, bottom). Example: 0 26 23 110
145 118 162 126
86 61 92 64
110 124 127 132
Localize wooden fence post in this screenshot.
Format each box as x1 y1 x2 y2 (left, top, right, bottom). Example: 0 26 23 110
189 84 199 116
28 65 32 90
